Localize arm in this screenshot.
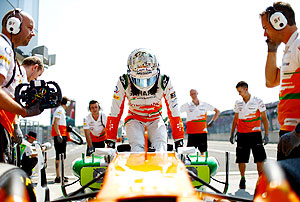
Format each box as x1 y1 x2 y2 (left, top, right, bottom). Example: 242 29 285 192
0 77 27 116
163 76 184 140
207 107 220 127
265 52 280 87
106 78 126 141
84 129 93 148
53 117 61 137
261 111 269 137
230 113 239 138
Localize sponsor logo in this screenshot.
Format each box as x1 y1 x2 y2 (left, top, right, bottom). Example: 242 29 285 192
4 47 12 57
170 92 176 99
114 86 119 94
120 76 126 87
113 94 120 100
0 55 10 65
130 90 154 96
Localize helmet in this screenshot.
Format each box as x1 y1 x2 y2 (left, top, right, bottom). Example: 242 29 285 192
127 48 160 91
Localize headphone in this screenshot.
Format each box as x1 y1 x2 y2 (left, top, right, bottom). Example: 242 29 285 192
5 9 23 35
266 6 288 31
88 101 101 111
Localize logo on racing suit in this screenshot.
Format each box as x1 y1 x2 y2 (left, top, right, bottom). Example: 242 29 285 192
0 55 10 65
170 92 176 99
114 86 119 94
4 47 12 57
113 94 120 100
130 90 154 96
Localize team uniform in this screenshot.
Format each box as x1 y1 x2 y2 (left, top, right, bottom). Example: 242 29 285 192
83 112 107 148
278 31 300 132
51 106 69 160
180 101 215 153
106 74 185 152
0 33 25 163
277 31 300 160
233 96 267 163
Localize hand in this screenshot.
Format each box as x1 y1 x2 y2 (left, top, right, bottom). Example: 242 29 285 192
266 38 280 52
57 135 63 144
174 139 184 151
207 120 214 128
25 102 43 117
105 140 115 148
263 135 269 145
13 124 23 144
86 146 95 156
229 135 235 144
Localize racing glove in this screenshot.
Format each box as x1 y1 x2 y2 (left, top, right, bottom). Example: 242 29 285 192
278 123 300 156
57 135 63 144
105 140 116 149
174 139 184 151
86 146 95 156
263 135 269 145
229 134 235 144
13 124 23 144
25 102 43 117
266 39 280 52
207 120 214 128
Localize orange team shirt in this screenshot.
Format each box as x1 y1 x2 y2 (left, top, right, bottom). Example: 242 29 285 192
234 96 266 133
278 31 300 131
180 101 215 134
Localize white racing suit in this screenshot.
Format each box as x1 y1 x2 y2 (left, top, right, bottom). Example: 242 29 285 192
106 74 184 152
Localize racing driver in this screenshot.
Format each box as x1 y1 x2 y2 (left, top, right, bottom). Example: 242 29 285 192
105 48 184 152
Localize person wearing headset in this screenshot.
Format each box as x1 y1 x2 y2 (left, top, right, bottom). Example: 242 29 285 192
105 48 185 152
83 100 107 156
260 2 300 160
0 9 42 164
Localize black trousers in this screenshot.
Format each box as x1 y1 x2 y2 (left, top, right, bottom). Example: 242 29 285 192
21 155 38 176
0 122 13 164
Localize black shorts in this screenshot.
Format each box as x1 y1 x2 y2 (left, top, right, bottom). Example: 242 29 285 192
236 132 266 163
187 133 207 153
0 123 13 164
54 136 68 160
92 141 105 148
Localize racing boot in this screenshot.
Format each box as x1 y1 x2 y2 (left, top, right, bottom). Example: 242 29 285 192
239 176 246 189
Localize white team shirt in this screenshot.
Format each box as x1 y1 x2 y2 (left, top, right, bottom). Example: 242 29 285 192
233 96 266 119
0 34 25 97
180 101 215 122
52 106 67 126
83 112 107 137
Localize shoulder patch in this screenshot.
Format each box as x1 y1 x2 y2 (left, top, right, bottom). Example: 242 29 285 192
120 74 128 90
161 74 169 90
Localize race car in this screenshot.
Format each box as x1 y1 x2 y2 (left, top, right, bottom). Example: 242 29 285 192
71 146 220 191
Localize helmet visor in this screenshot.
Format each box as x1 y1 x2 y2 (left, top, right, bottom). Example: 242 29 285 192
131 75 157 88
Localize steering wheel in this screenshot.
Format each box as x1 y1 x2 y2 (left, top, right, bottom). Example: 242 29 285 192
15 80 62 110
